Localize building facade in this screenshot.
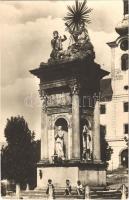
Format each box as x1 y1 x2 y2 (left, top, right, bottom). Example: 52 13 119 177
100 0 128 170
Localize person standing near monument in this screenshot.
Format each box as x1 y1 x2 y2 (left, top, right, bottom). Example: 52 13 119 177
46 179 55 199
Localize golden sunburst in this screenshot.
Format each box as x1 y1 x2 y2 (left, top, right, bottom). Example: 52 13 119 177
64 0 92 34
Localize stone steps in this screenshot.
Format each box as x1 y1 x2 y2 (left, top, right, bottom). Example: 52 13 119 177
2 186 124 199
19 188 123 199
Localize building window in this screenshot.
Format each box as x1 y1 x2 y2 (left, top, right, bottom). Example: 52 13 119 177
121 54 128 71
100 125 106 135
124 85 129 90
100 104 106 114
124 124 128 134
103 125 106 134
120 40 128 51
123 102 128 112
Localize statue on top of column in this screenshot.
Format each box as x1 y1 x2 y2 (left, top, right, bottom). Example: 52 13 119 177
54 126 65 160
82 120 92 161
50 31 67 60
63 0 95 61
48 0 95 64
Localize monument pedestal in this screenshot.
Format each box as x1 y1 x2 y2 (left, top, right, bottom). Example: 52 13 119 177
30 58 109 189
37 162 106 188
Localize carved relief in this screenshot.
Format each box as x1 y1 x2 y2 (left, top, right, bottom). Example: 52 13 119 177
47 93 71 107
39 88 48 111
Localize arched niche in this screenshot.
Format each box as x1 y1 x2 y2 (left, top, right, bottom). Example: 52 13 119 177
55 118 68 132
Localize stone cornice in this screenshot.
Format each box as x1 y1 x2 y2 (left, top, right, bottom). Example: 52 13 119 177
30 59 109 83
106 41 118 48
107 35 128 48
106 138 125 142
37 160 106 169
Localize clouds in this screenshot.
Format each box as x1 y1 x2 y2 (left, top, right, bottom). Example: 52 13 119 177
1 0 122 87
1 17 66 86
0 1 68 24
88 1 122 33
1 1 122 31
1 0 122 142
1 77 41 141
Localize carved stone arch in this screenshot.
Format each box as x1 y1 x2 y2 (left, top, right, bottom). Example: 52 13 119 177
52 115 70 129
119 147 128 156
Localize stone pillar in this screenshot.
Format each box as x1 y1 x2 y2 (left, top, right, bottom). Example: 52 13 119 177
48 129 55 163
111 47 117 138
16 184 20 199
93 97 101 162
111 47 115 92
40 90 48 162
26 184 29 191
68 127 72 160
70 83 80 160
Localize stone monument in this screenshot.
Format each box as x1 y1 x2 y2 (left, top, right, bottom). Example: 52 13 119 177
30 0 109 188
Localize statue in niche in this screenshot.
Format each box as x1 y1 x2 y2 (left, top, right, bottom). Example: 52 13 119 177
82 120 92 161
54 126 65 160
50 31 67 60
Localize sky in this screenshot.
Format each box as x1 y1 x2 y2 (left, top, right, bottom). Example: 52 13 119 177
0 0 123 142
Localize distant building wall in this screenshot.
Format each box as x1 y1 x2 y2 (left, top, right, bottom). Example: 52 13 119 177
100 4 128 169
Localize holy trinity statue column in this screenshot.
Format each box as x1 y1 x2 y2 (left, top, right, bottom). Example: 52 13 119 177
70 83 80 160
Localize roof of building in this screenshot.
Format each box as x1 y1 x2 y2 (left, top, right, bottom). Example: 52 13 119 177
100 78 113 101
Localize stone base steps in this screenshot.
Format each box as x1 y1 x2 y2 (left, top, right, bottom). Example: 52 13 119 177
2 186 125 199
19 188 123 199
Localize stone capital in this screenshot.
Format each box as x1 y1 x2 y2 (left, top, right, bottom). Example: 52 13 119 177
42 96 47 111
39 89 48 111
69 82 80 95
